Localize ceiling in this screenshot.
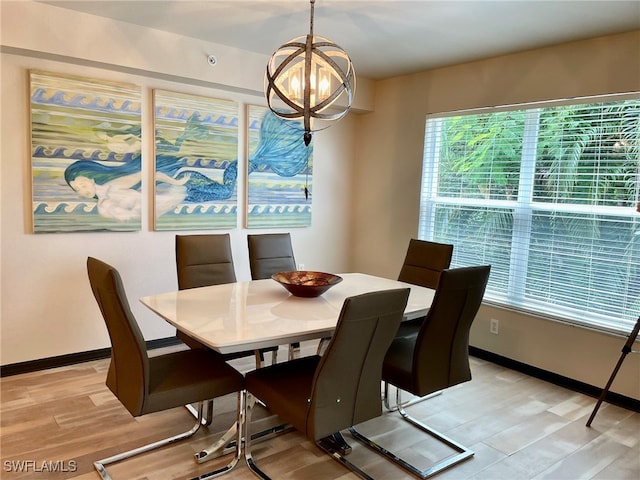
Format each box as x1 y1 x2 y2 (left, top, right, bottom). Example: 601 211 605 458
40 1 640 80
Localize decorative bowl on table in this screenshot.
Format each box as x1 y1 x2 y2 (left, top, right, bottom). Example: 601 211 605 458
271 271 343 298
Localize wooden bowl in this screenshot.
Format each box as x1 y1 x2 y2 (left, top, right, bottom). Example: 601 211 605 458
271 271 343 297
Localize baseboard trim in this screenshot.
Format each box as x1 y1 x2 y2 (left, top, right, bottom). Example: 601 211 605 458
0 337 182 377
469 346 640 413
3 341 638 413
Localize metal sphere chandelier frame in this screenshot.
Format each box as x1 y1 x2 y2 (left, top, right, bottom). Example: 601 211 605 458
265 0 356 146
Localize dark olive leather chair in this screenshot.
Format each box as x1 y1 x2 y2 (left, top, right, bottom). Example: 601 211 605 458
175 233 236 351
350 265 491 479
247 233 301 358
176 234 278 367
247 233 296 280
398 238 454 289
87 257 244 480
176 233 237 290
244 288 410 480
394 239 454 341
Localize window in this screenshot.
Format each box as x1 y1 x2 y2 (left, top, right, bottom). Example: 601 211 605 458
419 96 640 334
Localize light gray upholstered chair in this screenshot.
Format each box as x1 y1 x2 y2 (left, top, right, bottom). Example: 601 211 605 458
87 257 244 480
175 234 278 368
350 265 491 479
243 288 410 480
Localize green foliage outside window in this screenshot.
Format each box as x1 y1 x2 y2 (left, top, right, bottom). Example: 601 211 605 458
421 98 639 332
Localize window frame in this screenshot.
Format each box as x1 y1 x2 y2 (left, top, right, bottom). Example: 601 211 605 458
419 93 640 336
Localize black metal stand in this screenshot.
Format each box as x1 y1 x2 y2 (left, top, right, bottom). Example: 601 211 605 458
586 316 640 427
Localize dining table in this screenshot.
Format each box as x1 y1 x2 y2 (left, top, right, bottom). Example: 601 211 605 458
140 272 435 355
139 272 435 466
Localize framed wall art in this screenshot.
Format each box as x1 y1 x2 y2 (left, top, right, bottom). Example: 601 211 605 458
153 90 239 230
246 105 312 228
30 71 142 233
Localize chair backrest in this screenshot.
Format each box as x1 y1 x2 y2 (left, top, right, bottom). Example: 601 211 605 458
398 239 454 289
412 265 490 395
247 233 296 280
306 288 410 440
176 234 236 290
87 257 148 416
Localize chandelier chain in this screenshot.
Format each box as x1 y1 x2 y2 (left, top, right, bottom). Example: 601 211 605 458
309 0 315 37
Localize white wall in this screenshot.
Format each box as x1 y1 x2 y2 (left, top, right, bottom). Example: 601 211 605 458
351 30 640 400
0 1 364 365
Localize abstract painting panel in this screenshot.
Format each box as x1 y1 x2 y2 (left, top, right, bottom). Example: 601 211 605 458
153 90 239 230
30 71 142 233
246 105 312 228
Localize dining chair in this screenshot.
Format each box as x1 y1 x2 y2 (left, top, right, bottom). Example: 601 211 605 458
175 233 278 365
392 239 454 349
350 265 491 479
247 232 301 358
87 257 244 480
176 233 237 290
243 288 411 480
247 233 297 280
397 238 454 289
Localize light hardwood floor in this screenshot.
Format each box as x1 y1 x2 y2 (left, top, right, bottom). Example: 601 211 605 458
1 342 638 480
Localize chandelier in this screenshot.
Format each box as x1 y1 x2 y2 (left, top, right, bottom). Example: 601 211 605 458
264 0 356 146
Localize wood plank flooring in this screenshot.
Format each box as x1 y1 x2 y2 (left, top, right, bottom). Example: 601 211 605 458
1 342 638 480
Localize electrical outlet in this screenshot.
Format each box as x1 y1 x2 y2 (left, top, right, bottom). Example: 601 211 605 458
490 318 499 335
298 263 305 270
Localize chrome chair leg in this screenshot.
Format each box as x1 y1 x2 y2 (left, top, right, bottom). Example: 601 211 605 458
254 350 264 369
383 382 393 411
383 382 442 412
244 390 372 480
254 348 278 368
316 434 375 480
288 342 301 360
351 387 473 479
95 402 207 480
317 432 352 455
244 391 272 480
185 400 215 426
316 337 331 355
185 402 204 423
205 400 215 426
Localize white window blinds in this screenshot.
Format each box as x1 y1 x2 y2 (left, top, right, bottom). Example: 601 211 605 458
419 96 640 335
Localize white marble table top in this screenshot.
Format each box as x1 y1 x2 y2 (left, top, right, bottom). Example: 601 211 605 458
140 273 434 354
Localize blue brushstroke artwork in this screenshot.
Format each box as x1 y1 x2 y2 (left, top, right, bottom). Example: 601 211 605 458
30 71 143 233
153 90 239 230
247 105 313 228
